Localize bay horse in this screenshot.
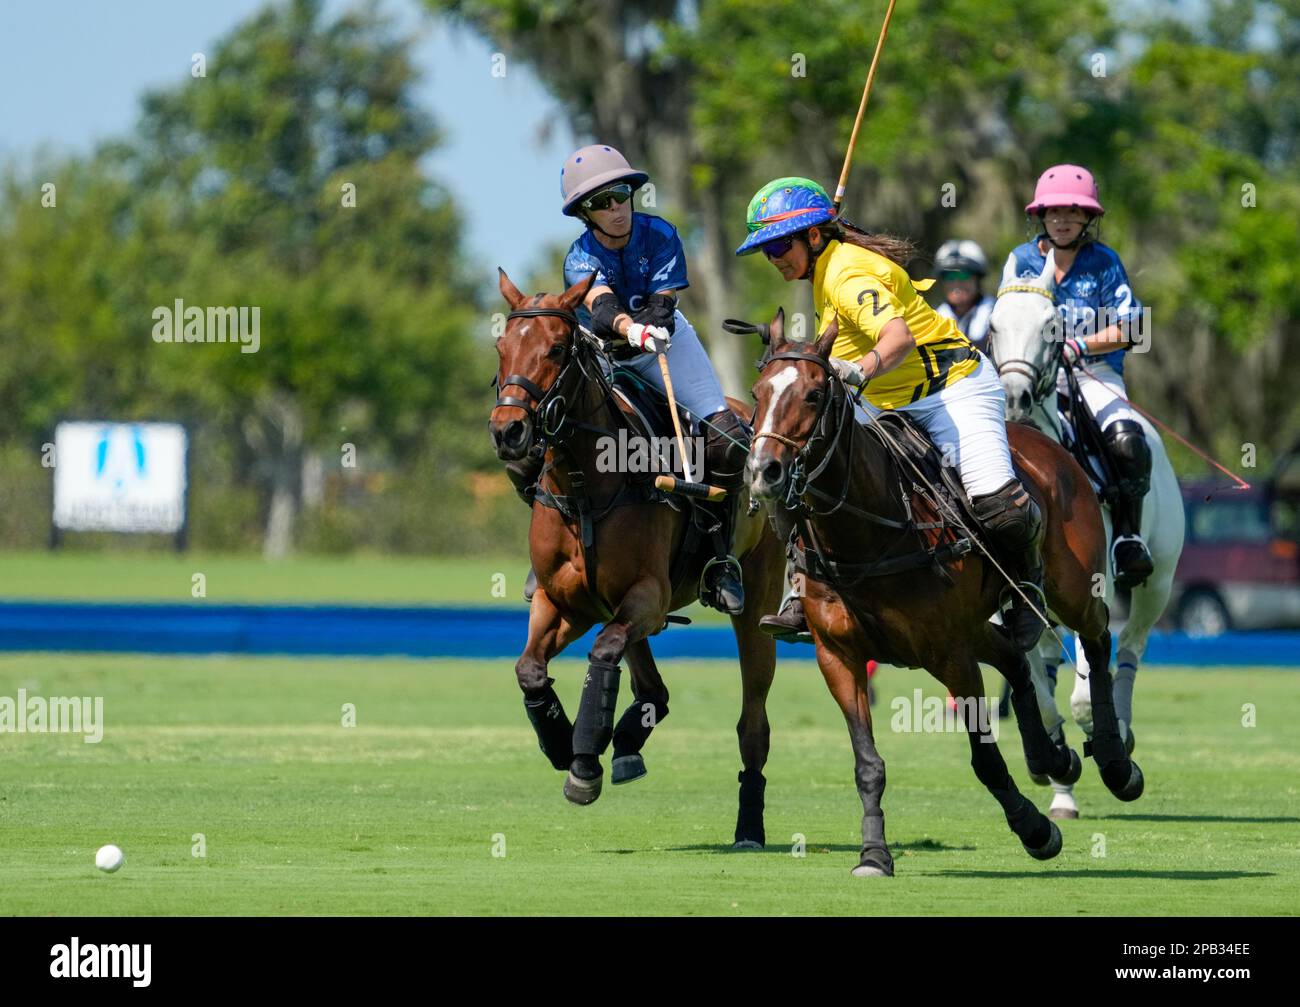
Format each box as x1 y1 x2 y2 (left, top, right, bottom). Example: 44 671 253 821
488 269 787 848
988 250 1185 817
746 309 1143 876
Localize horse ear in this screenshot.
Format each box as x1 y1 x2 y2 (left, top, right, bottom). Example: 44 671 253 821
768 307 786 347
999 251 1019 290
1037 250 1057 294
814 313 839 358
498 268 528 310
560 271 598 311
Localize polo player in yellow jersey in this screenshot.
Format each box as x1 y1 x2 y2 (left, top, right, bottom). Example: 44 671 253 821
737 177 1045 651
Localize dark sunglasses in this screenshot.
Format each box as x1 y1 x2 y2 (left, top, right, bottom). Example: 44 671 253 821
761 235 795 259
942 270 975 281
582 183 633 211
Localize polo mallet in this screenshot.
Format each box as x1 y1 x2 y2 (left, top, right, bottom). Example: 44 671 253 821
832 0 899 214
653 349 727 502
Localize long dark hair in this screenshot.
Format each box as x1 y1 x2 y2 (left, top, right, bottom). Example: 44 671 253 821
823 217 919 268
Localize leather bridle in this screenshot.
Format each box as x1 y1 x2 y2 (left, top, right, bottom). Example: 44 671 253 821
990 283 1061 402
494 306 598 443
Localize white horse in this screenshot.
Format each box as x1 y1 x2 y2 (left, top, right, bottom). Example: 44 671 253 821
987 250 1185 819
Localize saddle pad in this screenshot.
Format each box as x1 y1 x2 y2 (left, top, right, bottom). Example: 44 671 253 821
609 373 700 479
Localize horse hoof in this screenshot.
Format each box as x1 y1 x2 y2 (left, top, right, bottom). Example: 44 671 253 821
1116 761 1145 802
1051 748 1083 786
1048 806 1079 820
732 839 764 851
851 863 892 878
1024 819 1063 860
563 768 603 805
1029 771 1050 787
611 754 647 785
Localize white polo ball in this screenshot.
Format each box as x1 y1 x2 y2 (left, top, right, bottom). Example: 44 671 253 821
95 844 124 873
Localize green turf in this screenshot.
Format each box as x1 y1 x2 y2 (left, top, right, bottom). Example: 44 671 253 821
0 549 731 622
0 551 529 606
0 652 1295 916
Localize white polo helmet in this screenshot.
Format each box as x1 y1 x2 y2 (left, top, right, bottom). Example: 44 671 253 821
560 144 649 216
935 239 989 276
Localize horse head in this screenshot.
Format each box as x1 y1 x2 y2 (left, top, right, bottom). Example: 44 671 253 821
988 250 1061 424
489 269 597 461
746 308 842 503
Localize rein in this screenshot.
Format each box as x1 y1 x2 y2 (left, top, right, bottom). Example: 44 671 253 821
494 305 663 610
754 350 961 590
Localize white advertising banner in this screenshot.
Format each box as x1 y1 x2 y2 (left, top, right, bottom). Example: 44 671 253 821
53 422 188 533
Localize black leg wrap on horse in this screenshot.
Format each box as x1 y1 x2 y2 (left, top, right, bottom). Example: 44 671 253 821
858 811 894 874
523 679 573 770
735 768 767 847
1011 684 1068 779
572 658 621 757
1004 791 1053 849
612 698 669 759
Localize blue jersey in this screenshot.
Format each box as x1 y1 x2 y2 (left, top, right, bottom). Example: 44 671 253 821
563 213 689 328
1006 239 1142 375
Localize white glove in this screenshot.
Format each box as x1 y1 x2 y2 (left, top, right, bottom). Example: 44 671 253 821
830 356 867 388
1062 337 1087 366
626 322 671 354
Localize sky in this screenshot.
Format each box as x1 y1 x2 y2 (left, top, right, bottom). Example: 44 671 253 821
0 0 579 290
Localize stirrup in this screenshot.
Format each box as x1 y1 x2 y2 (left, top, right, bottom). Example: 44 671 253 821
699 554 744 612
999 579 1046 614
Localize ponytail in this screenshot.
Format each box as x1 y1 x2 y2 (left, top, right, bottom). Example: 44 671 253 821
826 217 919 268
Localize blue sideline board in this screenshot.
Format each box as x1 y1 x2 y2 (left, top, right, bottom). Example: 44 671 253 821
0 602 1296 665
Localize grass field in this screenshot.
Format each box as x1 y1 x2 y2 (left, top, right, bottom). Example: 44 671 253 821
1 651 1296 915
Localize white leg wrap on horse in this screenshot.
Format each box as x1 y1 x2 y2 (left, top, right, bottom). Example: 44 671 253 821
1113 648 1138 736
1028 654 1064 734
1070 638 1094 736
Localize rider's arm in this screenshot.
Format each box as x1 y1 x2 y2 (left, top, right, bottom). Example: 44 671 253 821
853 318 915 381
832 272 915 383
585 284 632 337
1081 255 1142 355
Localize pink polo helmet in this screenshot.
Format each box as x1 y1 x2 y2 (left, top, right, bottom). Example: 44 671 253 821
1025 164 1106 216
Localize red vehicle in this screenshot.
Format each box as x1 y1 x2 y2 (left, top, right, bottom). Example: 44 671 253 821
1171 448 1300 635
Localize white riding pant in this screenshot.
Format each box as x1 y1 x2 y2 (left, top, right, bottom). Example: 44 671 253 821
853 355 1015 500
603 311 728 421
1056 359 1136 430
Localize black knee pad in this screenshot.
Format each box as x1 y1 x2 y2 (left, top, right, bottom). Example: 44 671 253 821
1104 420 1151 498
704 410 751 487
972 479 1042 551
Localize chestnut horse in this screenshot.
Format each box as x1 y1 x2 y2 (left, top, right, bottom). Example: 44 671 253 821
489 269 786 848
746 309 1143 876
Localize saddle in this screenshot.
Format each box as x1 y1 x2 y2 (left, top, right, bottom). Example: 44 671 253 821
1056 370 1119 506
604 364 754 605
608 366 704 480
790 409 1030 589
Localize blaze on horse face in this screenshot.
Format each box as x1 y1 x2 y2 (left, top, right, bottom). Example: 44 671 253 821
988 250 1060 424
746 309 839 502
489 268 597 461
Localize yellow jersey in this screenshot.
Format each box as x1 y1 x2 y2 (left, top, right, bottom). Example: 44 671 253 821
812 239 979 410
